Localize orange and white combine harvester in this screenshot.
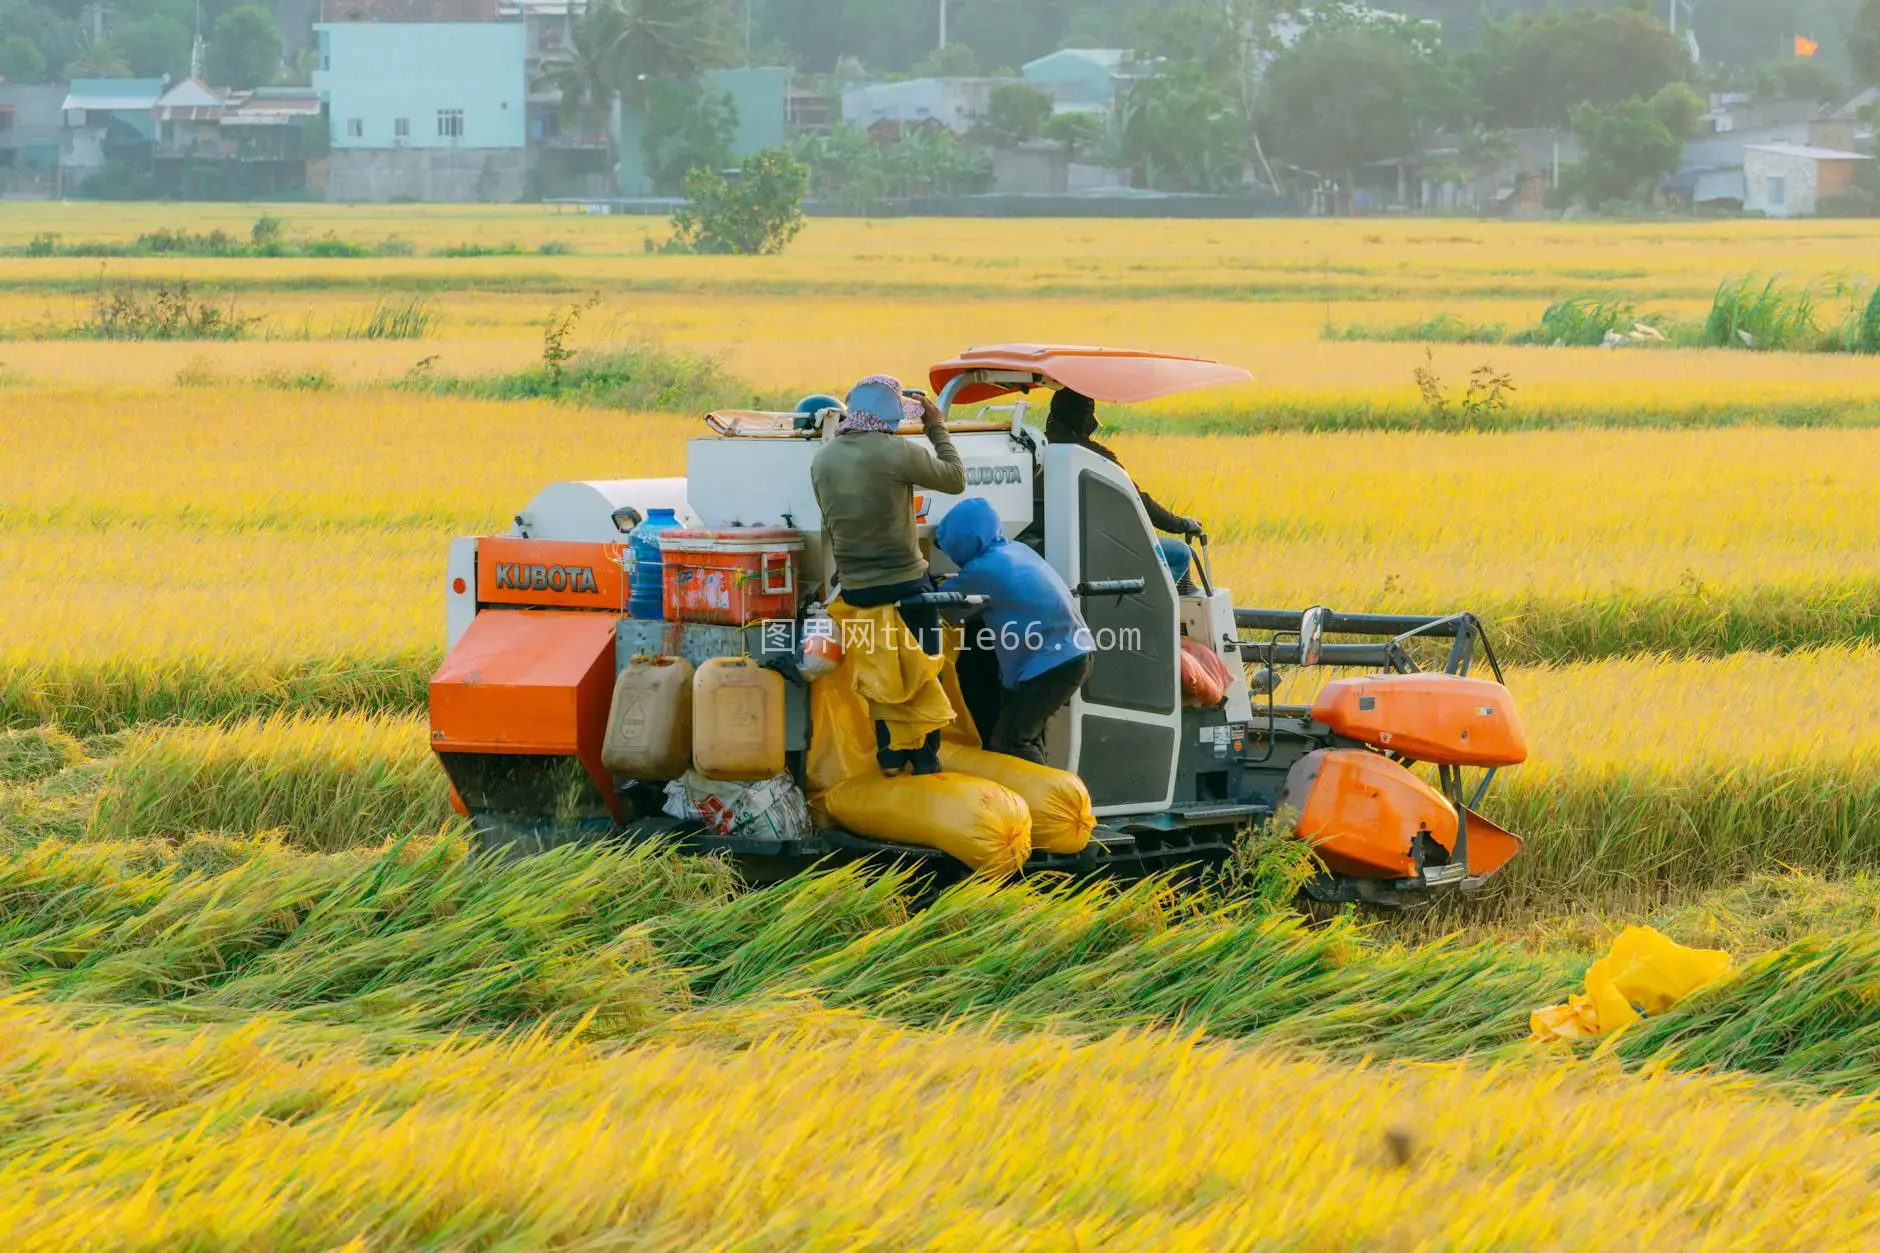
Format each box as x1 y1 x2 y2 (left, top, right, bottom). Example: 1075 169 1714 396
429 344 1527 906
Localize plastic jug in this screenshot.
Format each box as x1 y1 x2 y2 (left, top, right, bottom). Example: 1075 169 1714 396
602 655 694 779
628 507 681 619
693 657 785 781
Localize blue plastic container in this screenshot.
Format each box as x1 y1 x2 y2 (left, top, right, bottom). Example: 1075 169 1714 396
628 507 681 619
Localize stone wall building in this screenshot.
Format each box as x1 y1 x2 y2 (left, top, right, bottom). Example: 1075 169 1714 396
1742 144 1872 217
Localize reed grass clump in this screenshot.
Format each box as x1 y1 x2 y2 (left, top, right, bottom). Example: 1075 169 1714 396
348 295 436 340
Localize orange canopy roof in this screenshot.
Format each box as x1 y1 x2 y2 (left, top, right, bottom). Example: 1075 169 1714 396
928 344 1251 406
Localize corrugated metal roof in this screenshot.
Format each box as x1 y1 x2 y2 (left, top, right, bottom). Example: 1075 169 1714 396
62 77 165 111
319 0 500 20
1743 143 1874 161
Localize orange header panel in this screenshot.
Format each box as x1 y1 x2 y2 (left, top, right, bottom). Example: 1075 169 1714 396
1293 749 1458 880
929 343 1252 406
477 537 629 612
1311 674 1527 768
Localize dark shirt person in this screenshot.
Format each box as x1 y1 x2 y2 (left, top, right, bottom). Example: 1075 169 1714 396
1037 387 1204 586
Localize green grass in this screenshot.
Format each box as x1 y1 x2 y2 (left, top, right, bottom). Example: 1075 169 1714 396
406 343 789 414
1108 397 1880 436
1327 277 1880 356
1323 312 1508 344
1325 297 1672 348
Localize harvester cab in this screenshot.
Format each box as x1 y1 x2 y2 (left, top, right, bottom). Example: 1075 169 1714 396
429 343 1528 907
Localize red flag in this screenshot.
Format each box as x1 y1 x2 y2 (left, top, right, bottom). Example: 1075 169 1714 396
1794 34 1820 58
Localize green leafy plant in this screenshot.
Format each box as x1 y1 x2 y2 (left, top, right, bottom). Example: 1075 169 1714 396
668 148 809 256
542 295 601 390
77 280 257 341
1413 348 1516 425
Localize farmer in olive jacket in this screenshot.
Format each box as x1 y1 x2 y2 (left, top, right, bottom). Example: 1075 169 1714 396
811 374 967 772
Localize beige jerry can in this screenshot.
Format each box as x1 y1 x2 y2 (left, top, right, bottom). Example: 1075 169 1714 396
693 656 785 781
601 655 695 779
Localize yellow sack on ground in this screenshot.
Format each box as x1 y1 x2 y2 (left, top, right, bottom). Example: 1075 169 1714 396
938 742 1094 855
1530 925 1732 1042
826 599 952 751
818 772 1032 876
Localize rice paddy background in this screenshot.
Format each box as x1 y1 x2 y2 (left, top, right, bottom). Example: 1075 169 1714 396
6 206 1880 1247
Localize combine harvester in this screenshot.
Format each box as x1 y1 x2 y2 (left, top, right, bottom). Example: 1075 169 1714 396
430 345 1528 908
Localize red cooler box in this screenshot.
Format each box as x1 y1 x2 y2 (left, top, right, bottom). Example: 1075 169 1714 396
660 528 805 626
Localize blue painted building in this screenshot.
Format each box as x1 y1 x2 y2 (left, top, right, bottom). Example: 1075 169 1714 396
313 17 528 200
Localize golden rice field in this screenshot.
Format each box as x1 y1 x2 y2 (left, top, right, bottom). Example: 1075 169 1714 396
7 206 1880 1247
8 999 1880 1249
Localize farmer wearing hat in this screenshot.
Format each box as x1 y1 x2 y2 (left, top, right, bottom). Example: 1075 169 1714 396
811 374 967 774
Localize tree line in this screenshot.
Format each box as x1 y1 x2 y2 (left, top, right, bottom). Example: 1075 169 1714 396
0 0 284 87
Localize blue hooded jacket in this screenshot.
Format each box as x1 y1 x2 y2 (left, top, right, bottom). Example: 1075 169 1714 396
934 497 1092 687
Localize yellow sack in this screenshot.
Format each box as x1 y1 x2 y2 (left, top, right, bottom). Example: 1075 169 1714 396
1530 925 1732 1042
806 655 878 797
826 599 953 752
818 772 1032 876
939 742 1094 855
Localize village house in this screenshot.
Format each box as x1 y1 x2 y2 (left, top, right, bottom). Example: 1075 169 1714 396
1742 143 1873 217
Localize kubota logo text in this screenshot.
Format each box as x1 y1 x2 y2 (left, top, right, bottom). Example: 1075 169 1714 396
965 462 1024 486
493 563 600 594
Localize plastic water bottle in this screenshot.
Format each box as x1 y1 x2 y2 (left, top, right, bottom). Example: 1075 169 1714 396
628 507 680 619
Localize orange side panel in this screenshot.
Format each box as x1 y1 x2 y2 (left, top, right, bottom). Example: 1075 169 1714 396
1289 749 1458 880
1460 807 1523 878
429 610 621 817
476 537 629 612
1312 674 1527 767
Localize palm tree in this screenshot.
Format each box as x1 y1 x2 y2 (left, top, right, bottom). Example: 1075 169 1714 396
614 0 731 87
535 0 731 179
66 32 130 78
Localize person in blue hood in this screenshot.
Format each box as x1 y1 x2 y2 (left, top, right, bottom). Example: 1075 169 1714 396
934 496 1094 764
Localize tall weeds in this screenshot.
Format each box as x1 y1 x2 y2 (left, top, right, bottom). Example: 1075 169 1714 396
348 295 436 340
1702 274 1823 351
